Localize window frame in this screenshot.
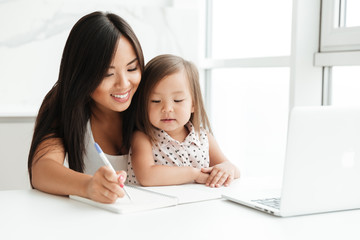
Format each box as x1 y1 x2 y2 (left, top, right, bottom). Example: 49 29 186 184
199 0 323 179
320 0 360 52
316 0 360 67
316 0 360 105
201 0 294 118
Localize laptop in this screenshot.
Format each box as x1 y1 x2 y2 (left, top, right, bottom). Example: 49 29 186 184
222 106 360 217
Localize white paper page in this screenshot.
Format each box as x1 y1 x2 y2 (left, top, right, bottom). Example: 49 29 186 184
133 178 279 205
138 184 224 204
70 185 178 214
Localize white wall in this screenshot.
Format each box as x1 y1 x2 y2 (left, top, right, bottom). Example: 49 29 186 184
0 0 201 114
0 118 34 189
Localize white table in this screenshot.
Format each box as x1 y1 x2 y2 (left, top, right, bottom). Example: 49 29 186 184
1 187 359 240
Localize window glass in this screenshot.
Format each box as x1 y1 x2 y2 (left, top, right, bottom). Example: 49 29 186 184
212 0 292 58
321 0 360 51
210 68 289 178
344 0 360 27
331 66 360 105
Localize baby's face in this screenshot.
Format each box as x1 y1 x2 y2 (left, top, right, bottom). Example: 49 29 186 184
148 70 194 140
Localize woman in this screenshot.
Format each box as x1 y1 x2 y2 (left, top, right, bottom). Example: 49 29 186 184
27 11 144 203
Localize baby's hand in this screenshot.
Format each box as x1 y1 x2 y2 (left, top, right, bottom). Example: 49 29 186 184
201 162 236 188
194 169 210 184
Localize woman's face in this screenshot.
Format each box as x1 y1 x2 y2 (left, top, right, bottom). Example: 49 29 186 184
91 37 141 114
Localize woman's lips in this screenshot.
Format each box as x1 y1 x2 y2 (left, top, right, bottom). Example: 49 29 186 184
111 90 131 103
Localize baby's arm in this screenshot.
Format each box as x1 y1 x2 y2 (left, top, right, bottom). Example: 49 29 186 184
202 133 240 188
130 131 209 186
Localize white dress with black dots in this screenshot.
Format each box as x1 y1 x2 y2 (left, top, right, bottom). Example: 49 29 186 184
127 121 210 185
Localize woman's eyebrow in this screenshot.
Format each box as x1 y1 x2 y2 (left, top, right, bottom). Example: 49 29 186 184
127 57 138 66
108 57 138 69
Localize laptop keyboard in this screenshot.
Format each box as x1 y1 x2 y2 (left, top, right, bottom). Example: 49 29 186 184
251 198 281 209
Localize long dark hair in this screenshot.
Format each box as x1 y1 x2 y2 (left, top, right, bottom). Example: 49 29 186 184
28 11 144 184
136 54 211 143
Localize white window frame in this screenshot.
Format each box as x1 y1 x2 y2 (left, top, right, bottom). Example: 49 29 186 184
202 0 360 113
201 0 293 119
316 0 360 67
290 0 323 107
315 0 360 105
320 0 360 52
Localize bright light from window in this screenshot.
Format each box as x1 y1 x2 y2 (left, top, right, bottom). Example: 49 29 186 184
344 0 360 27
331 66 360 105
210 68 289 178
212 0 292 58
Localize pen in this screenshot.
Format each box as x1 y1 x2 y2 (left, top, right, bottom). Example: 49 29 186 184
94 142 132 200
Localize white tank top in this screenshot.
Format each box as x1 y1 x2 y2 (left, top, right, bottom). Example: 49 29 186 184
64 121 128 175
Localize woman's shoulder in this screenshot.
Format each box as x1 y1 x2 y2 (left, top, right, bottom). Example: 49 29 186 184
33 136 65 164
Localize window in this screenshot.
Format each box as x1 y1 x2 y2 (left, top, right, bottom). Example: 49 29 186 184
331 66 360 105
211 0 291 58
210 68 289 178
317 0 360 105
321 0 360 52
345 0 360 27
202 0 292 178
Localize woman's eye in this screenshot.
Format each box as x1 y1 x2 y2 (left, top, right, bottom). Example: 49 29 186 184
104 73 114 77
128 66 138 72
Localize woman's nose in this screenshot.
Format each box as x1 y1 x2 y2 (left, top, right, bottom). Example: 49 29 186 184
114 72 130 89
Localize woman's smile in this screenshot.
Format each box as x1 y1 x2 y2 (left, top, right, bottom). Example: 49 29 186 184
111 90 131 103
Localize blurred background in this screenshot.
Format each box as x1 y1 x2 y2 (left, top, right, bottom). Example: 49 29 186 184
1 0 360 189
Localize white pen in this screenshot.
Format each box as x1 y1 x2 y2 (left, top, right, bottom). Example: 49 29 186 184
94 142 132 200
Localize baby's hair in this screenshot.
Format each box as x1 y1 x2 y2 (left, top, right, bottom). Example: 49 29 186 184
136 54 212 143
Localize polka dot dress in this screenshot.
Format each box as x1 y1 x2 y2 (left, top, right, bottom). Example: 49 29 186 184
127 121 210 185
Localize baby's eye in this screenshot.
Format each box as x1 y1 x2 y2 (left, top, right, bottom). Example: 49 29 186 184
151 100 161 103
174 99 184 103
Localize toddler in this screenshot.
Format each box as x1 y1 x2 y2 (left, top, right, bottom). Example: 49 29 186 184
127 54 240 187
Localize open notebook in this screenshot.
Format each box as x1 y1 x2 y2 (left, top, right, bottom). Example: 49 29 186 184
70 185 178 214
137 183 223 204
70 183 232 213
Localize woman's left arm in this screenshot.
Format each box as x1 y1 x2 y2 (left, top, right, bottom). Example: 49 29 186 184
201 133 240 187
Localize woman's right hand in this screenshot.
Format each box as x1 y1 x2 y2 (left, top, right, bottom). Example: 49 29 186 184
86 166 126 203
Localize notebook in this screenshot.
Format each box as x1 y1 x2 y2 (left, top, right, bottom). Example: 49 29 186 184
222 106 360 217
70 182 229 213
70 185 178 214
136 183 222 204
